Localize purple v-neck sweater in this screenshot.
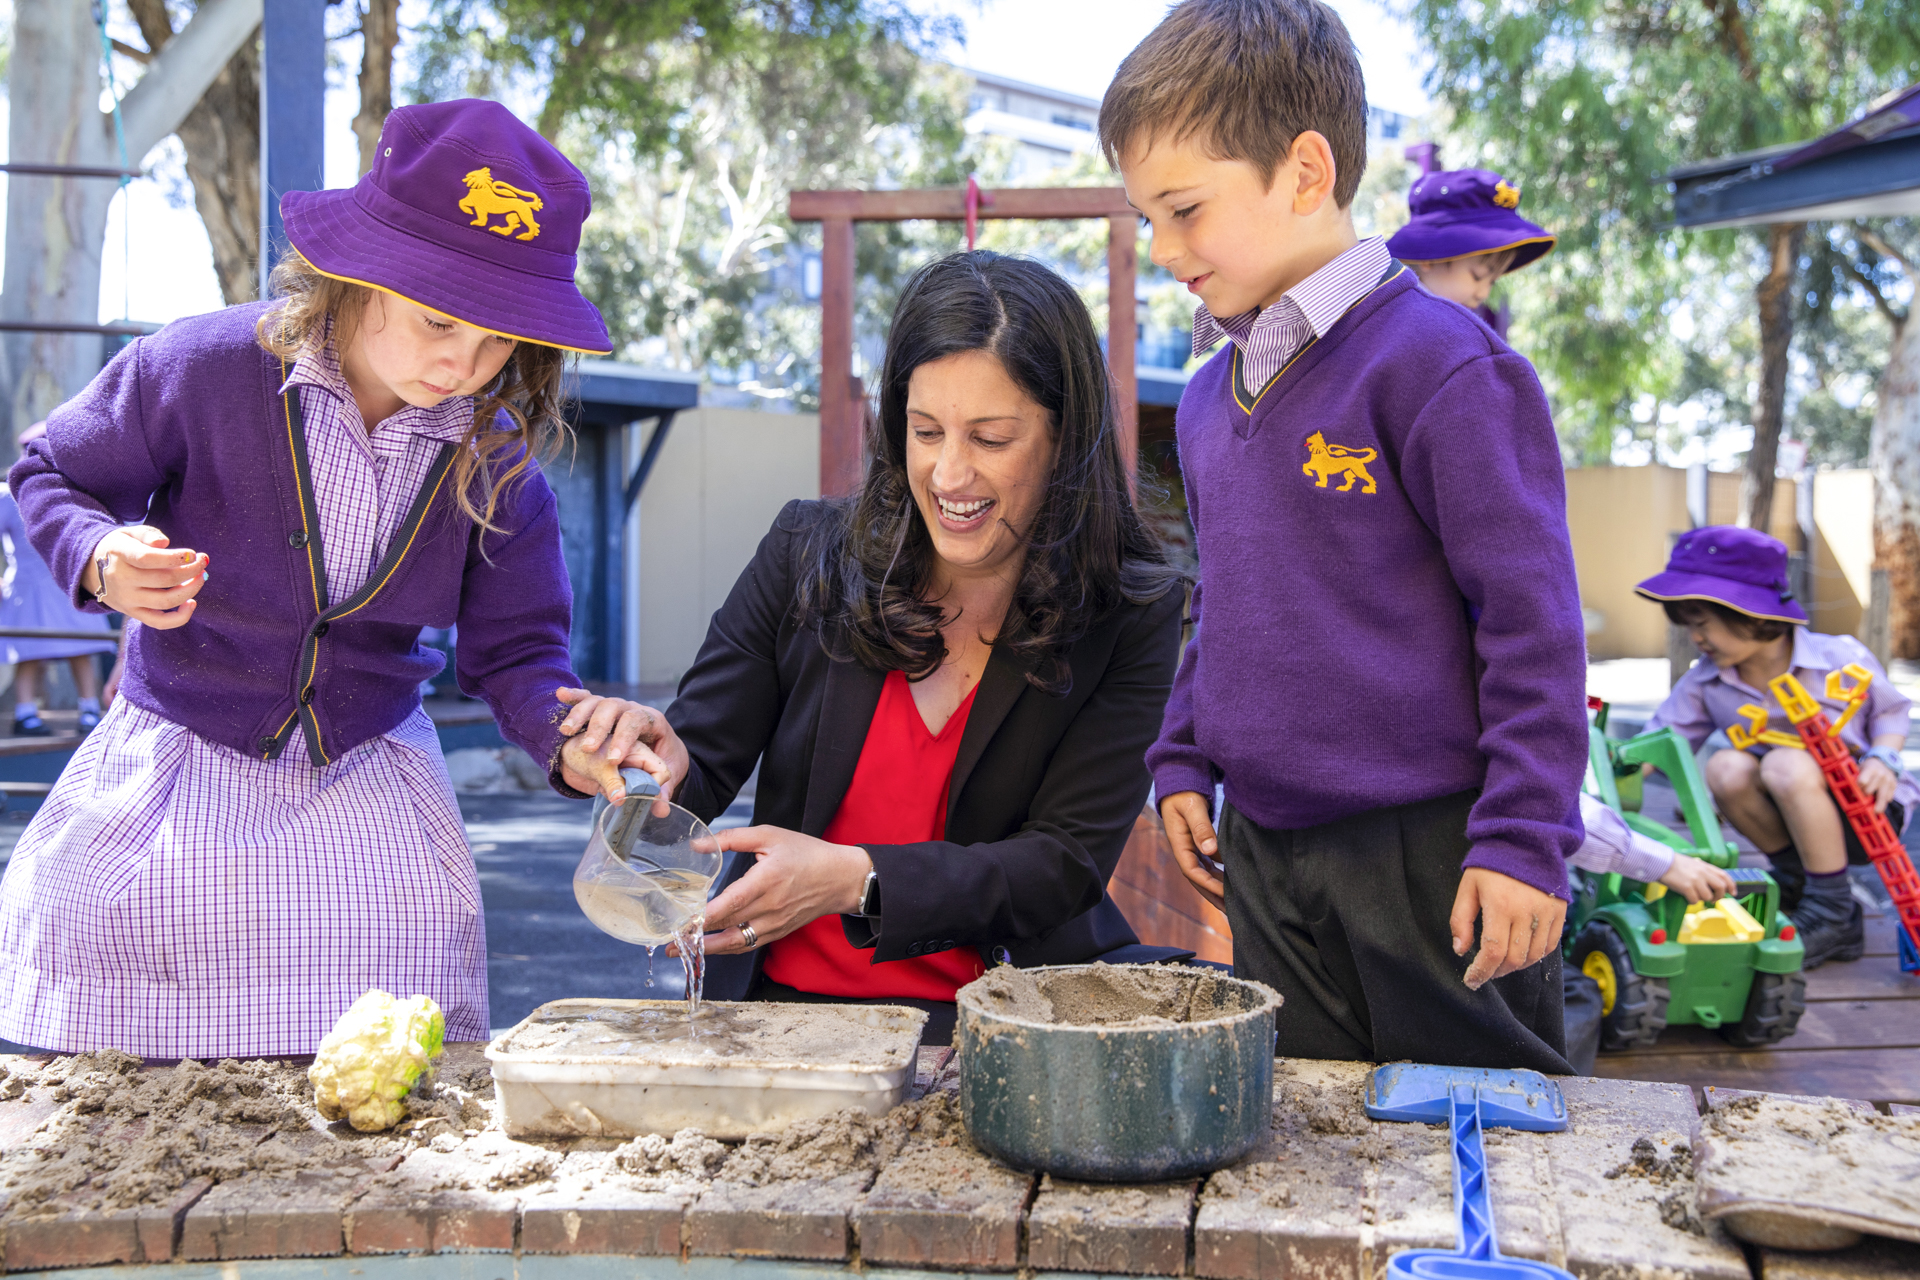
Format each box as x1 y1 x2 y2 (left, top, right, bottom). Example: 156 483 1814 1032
10 302 581 781
1147 268 1587 898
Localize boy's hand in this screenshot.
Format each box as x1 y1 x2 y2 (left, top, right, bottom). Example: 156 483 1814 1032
1860 758 1899 812
1160 790 1225 912
1450 867 1566 990
1658 853 1737 904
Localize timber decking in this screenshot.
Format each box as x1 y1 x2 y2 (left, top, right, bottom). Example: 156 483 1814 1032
1120 806 1920 1106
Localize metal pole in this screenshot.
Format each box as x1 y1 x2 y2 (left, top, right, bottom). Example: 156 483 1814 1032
260 0 327 295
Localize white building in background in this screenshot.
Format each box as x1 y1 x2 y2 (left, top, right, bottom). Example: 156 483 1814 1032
959 67 1417 182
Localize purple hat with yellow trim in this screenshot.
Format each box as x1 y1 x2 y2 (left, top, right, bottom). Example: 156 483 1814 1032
280 99 611 355
1634 526 1808 625
1385 168 1555 273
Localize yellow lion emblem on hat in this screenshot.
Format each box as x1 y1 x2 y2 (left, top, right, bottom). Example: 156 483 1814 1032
1493 180 1521 209
458 167 543 241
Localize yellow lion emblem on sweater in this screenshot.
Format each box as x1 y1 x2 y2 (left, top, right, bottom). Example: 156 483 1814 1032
1302 431 1378 494
458 168 544 240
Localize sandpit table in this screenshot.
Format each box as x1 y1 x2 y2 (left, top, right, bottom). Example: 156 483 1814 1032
1 1046 1916 1280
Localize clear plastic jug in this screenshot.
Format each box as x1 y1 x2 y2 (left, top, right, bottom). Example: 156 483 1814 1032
573 769 723 947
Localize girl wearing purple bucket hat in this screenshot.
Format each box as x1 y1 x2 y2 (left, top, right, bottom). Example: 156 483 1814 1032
0 100 678 1058
1386 168 1554 334
1636 525 1915 969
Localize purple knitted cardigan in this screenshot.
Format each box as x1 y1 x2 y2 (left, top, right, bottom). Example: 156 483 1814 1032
1147 268 1587 899
12 302 580 781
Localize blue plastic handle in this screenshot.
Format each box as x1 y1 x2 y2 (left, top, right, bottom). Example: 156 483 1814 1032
1900 923 1918 975
1385 1086 1577 1280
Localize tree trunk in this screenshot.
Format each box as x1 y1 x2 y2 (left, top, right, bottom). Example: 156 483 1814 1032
130 0 262 307
0 3 116 443
1871 313 1920 657
354 0 402 176
1740 221 1806 531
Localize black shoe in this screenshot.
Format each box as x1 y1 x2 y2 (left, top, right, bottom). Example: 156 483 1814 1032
11 714 50 738
1766 845 1806 915
1788 896 1866 970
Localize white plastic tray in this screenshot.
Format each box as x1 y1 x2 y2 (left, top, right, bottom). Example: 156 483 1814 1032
484 998 928 1139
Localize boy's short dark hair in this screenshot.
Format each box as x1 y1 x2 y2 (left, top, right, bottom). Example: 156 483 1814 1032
1662 598 1794 644
1098 0 1368 207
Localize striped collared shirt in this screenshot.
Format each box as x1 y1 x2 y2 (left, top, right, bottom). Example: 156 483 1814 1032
281 340 473 602
1191 236 1393 396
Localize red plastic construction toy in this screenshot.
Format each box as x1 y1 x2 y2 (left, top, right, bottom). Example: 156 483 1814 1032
1769 668 1920 973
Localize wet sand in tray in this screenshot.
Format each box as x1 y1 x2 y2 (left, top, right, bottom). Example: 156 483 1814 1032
496 999 922 1069
964 964 1252 1029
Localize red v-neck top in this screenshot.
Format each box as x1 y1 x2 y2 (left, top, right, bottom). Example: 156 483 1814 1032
762 669 988 999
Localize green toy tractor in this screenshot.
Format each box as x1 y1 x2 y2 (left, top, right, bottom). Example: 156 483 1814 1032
1571 701 1807 1049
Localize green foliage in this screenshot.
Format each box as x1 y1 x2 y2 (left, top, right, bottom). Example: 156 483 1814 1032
1408 0 1920 466
412 1 966 404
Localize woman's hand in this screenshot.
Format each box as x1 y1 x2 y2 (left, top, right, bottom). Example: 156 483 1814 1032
85 527 207 628
695 826 871 956
554 688 686 811
1657 853 1737 904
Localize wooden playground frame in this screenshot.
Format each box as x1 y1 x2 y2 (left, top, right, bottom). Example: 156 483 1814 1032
788 186 1140 496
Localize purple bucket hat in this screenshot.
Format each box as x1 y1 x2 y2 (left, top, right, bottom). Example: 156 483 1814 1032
1634 526 1808 625
280 99 611 354
1385 169 1556 273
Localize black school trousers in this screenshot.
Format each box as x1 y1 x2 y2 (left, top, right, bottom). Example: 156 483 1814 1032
1220 788 1572 1075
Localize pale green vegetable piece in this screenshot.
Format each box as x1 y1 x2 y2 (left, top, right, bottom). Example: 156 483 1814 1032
309 989 447 1132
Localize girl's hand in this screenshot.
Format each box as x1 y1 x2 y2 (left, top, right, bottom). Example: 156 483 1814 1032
1860 758 1899 813
1657 853 1737 904
85 527 207 629
554 688 685 812
694 825 871 957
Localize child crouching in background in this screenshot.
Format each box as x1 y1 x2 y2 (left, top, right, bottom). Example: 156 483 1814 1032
1637 527 1912 969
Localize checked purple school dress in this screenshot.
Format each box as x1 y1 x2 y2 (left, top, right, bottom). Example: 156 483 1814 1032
0 343 491 1057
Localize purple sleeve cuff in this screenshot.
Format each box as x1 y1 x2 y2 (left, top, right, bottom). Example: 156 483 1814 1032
1151 762 1217 810
1463 839 1573 902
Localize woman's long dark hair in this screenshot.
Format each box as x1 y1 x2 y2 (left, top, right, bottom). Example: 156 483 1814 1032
798 251 1183 693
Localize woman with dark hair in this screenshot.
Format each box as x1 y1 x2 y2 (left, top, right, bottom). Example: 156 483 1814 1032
622 251 1187 1036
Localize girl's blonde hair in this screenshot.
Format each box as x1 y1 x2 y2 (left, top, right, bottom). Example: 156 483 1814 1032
255 251 570 535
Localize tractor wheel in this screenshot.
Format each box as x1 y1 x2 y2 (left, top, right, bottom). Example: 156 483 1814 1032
1572 921 1669 1051
1720 969 1807 1047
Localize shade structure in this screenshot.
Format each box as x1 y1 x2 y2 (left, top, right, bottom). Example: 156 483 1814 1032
1669 85 1920 228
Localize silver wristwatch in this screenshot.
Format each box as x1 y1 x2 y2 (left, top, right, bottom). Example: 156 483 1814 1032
857 868 882 918
1862 746 1907 778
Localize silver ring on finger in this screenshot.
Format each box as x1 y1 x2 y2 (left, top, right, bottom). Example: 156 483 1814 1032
739 922 758 949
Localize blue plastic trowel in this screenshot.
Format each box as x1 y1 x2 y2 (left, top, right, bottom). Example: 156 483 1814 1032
1364 1064 1577 1280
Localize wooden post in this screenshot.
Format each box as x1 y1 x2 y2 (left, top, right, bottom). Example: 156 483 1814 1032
819 217 859 497
1107 215 1138 478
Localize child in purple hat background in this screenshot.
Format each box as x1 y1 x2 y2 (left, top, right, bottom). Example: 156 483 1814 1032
0 99 680 1059
1386 168 1555 338
1636 526 1914 968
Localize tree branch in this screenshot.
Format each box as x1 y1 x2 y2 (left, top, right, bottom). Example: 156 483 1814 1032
120 0 264 161
110 39 155 65
1841 254 1908 335
1702 0 1757 80
1856 222 1912 275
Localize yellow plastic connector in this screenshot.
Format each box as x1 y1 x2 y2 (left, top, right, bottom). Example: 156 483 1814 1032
1769 673 1823 728
1726 702 1804 751
1677 896 1767 945
1824 663 1874 737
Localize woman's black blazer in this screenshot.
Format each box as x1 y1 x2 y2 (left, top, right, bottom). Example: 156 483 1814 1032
666 500 1186 1001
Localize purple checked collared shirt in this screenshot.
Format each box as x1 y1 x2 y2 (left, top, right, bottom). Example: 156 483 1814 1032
1647 628 1918 821
1191 236 1393 394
